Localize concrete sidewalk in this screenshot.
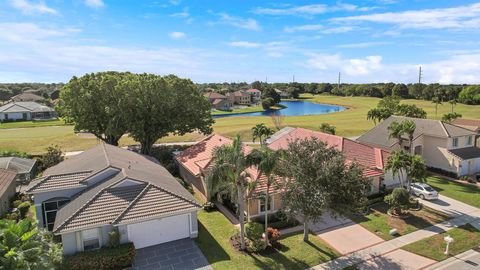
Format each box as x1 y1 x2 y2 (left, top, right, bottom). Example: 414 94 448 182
424 249 480 270
309 209 480 270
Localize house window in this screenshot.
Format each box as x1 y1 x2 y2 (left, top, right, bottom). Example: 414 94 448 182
42 198 70 231
82 229 100 251
466 136 473 146
259 195 274 213
452 138 458 148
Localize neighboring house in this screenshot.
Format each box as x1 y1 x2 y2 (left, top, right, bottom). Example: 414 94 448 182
267 127 395 193
0 157 36 183
0 102 57 122
27 143 200 254
357 116 480 177
274 88 289 99
175 134 282 220
0 169 17 217
204 92 233 110
245 88 261 104
451 118 480 134
227 90 251 105
10 92 45 103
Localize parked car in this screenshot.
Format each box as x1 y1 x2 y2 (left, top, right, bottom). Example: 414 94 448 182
410 182 439 200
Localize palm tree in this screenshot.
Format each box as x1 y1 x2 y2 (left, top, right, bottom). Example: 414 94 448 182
388 121 405 147
385 150 411 190
206 135 252 250
448 99 457 113
251 123 274 146
402 120 416 154
247 146 281 245
367 108 382 125
432 96 442 119
408 155 427 183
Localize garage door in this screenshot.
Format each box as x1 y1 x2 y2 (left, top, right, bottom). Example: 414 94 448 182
128 214 190 249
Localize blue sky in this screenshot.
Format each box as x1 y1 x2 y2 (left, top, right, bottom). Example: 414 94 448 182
1 0 480 83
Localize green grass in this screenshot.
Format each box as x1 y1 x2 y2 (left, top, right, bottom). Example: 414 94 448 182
0 119 67 129
427 176 480 208
2 95 480 154
196 210 340 270
350 203 450 240
402 224 480 261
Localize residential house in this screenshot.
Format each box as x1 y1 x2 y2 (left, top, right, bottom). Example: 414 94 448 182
267 127 394 192
0 102 57 122
274 88 290 99
175 134 282 220
10 92 45 103
357 116 480 177
227 90 251 105
246 88 261 104
204 92 233 110
0 169 17 217
0 157 36 183
27 143 200 254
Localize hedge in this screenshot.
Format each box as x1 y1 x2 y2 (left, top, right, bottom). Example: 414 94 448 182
62 243 135 270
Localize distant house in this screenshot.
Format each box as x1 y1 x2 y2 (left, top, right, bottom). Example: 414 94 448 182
274 88 289 98
267 127 395 193
451 118 480 134
0 101 57 122
10 92 45 103
27 143 200 254
245 88 261 104
204 92 233 110
227 90 251 105
0 169 17 217
357 116 480 177
0 157 37 183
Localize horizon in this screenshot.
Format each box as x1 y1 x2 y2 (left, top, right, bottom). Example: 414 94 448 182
1 0 480 84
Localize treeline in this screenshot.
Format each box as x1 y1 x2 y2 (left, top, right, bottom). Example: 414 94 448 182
0 83 64 101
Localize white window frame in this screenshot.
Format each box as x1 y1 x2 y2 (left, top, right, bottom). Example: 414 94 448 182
452 137 459 148
82 228 100 251
466 136 473 146
42 199 70 231
258 194 274 213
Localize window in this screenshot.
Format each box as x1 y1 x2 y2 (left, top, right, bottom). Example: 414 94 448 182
452 138 458 148
259 195 274 213
467 136 473 146
82 229 100 251
42 198 70 231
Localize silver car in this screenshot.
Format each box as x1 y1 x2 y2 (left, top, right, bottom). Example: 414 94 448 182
410 182 439 200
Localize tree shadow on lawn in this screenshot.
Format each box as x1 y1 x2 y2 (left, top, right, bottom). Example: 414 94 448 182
195 222 230 264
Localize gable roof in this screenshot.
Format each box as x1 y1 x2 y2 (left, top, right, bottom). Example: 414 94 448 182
451 118 480 132
357 116 476 149
204 92 226 100
0 169 17 199
10 93 44 102
0 157 36 175
448 147 480 160
0 102 54 113
25 143 199 234
246 88 261 93
268 127 388 178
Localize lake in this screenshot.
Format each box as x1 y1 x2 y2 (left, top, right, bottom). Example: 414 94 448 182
214 100 345 118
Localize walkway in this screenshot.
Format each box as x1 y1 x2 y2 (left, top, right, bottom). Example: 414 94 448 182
425 249 480 270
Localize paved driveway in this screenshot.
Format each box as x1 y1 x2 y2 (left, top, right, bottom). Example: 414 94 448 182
132 238 211 270
420 195 479 217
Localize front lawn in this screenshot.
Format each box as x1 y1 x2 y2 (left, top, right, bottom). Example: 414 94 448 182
350 202 450 240
402 224 480 261
0 119 67 129
196 210 340 270
427 176 480 208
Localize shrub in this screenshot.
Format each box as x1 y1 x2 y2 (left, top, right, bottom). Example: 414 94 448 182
12 200 22 208
274 209 288 222
18 201 30 218
5 212 19 221
108 228 120 248
267 227 280 244
384 188 410 216
62 243 135 270
203 201 217 212
249 239 267 253
245 222 264 240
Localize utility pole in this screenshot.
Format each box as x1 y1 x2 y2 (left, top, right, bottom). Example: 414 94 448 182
292 74 295 83
418 66 422 84
337 72 341 90
265 76 268 83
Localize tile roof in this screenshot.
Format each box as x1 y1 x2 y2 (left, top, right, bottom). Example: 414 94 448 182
27 171 92 192
246 88 261 93
357 116 477 149
0 102 54 113
451 118 480 132
204 92 226 99
268 127 343 151
0 157 36 175
448 147 480 160
0 169 17 199
10 93 44 102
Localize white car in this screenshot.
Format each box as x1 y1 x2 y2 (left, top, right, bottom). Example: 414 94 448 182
410 182 439 200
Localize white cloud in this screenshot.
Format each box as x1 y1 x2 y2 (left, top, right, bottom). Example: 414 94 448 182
322 26 355 34
331 2 480 30
284 24 323 33
216 13 261 31
169 31 186 39
9 0 57 15
337 41 389 48
227 41 261 48
85 0 105 8
253 3 373 17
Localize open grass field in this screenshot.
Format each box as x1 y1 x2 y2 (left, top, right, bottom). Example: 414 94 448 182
1 94 479 154
0 119 67 129
195 210 340 270
402 224 480 261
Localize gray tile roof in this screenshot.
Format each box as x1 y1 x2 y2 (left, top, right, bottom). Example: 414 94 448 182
448 147 480 160
32 143 201 234
0 169 17 199
0 102 54 113
0 157 36 175
357 116 476 149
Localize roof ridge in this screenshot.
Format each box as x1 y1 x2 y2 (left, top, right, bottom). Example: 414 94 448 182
101 143 111 167
150 184 201 208
445 121 478 134
439 121 450 137
111 183 151 224
53 177 125 233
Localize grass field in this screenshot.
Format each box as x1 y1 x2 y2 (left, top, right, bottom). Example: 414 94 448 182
427 176 480 208
1 95 479 154
0 119 67 129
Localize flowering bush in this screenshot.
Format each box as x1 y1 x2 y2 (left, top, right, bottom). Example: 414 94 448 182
267 227 280 244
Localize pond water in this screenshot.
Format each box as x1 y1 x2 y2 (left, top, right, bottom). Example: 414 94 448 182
214 100 345 118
